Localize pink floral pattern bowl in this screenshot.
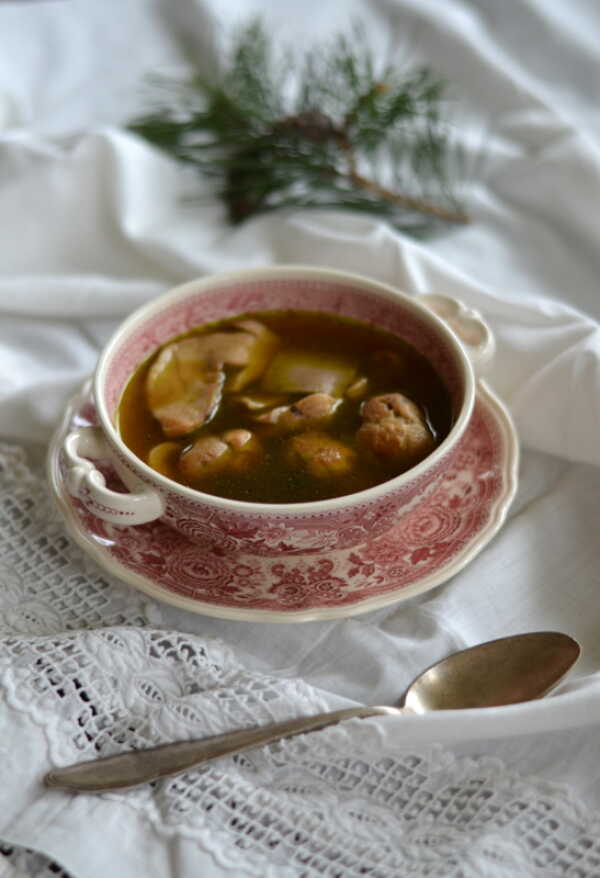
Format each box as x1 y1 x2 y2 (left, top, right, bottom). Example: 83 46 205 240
48 379 518 622
61 267 494 557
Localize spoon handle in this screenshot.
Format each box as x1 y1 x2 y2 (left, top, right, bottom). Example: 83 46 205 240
44 705 404 793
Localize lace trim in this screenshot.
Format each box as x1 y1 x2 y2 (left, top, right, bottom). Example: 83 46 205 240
0 844 69 878
0 443 153 636
1 628 327 767
2 443 600 877
123 730 600 876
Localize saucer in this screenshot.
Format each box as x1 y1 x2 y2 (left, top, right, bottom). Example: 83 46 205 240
47 381 518 622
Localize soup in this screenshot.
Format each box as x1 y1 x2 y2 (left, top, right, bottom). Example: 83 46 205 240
118 310 452 503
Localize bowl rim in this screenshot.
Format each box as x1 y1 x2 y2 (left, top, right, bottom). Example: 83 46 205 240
94 265 475 515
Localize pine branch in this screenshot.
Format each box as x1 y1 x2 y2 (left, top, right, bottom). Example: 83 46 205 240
129 19 470 234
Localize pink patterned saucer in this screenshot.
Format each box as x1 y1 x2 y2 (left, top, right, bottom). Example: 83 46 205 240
48 381 518 622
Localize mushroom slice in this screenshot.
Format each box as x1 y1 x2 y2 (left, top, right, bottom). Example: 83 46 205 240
233 318 271 336
146 324 277 437
221 429 263 473
146 339 228 438
226 321 280 392
253 404 290 426
179 436 231 481
154 332 257 377
284 432 357 479
147 441 182 478
233 392 289 412
179 429 263 480
260 349 357 395
254 393 341 432
149 371 225 438
357 392 434 465
346 376 369 400
222 428 255 450
360 393 423 424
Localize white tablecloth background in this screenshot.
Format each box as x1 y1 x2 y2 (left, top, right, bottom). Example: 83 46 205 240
3 1 600 876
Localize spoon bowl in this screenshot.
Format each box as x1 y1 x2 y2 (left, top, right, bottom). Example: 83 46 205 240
44 631 580 793
405 631 580 713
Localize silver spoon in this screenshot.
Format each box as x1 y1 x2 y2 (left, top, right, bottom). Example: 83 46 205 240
44 631 580 793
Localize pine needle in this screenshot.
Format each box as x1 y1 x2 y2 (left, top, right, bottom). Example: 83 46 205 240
129 19 469 235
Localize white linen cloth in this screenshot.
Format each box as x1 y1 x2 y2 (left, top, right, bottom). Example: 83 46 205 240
3 0 600 875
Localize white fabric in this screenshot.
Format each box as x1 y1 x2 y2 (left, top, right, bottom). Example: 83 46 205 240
3 0 600 875
3 446 600 878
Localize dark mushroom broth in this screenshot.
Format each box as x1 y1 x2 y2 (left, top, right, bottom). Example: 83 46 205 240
117 310 452 503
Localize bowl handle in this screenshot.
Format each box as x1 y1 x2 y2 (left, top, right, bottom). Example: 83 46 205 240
63 426 164 525
415 293 496 375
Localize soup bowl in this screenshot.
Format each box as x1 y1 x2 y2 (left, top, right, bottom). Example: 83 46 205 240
62 266 494 556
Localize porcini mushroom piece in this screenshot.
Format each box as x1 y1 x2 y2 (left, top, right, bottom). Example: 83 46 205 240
260 349 357 395
179 429 263 480
226 321 280 392
147 441 182 477
221 428 263 473
146 324 280 436
146 337 232 438
345 376 369 400
361 393 423 424
147 357 225 439
233 392 289 412
254 404 289 426
357 392 434 465
284 432 357 479
233 318 271 336
152 332 258 379
254 393 341 432
178 435 231 481
222 428 254 450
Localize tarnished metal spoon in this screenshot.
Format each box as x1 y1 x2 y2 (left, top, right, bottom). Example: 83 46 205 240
44 631 580 793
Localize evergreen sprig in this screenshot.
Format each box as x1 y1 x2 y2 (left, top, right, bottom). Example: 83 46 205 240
129 20 469 234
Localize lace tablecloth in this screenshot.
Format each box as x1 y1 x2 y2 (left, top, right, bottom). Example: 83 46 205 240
2 443 600 878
